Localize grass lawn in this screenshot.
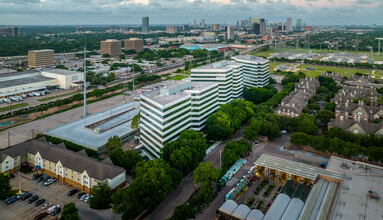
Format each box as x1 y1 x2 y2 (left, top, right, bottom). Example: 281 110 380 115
0 103 29 112
295 64 381 78
167 75 188 81
37 91 80 102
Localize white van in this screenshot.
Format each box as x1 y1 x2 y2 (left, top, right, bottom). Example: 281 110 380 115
32 92 41 96
27 93 35 97
47 205 59 214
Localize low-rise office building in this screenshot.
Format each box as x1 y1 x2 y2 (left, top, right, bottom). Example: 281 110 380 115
0 137 126 193
191 61 244 104
232 55 269 88
139 80 218 158
28 49 54 68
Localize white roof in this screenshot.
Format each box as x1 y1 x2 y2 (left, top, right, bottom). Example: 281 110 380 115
232 204 251 220
280 198 304 220
263 193 291 220
245 209 264 220
218 199 238 215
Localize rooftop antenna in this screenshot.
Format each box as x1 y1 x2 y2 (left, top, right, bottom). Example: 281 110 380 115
83 36 87 122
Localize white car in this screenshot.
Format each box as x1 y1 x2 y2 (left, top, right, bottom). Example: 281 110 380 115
42 203 52 209
80 194 89 201
47 205 58 214
280 130 287 134
44 178 56 186
27 93 34 97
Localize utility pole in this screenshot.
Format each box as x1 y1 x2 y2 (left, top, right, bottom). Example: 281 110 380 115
219 150 222 173
8 130 10 147
83 36 87 120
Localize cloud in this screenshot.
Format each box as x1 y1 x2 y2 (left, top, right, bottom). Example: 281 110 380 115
0 0 381 25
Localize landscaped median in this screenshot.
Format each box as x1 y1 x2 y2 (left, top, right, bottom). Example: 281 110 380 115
37 91 79 102
0 103 29 112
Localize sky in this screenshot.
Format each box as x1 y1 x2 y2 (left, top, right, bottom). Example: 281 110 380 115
0 0 382 25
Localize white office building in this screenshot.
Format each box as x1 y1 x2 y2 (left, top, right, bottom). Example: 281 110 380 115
139 80 218 158
232 55 269 88
191 61 243 104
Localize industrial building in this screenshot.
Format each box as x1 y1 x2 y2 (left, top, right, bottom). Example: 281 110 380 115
28 49 54 68
0 137 126 193
139 80 219 158
100 39 122 57
41 69 85 90
191 61 244 104
45 102 139 152
0 70 58 97
124 38 144 53
231 55 269 88
166 26 177 34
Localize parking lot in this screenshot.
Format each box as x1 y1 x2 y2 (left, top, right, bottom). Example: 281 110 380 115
0 171 90 220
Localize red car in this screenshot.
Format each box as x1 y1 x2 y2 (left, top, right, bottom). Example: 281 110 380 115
34 212 48 220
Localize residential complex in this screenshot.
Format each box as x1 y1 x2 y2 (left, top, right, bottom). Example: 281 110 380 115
142 16 149 33
231 55 269 88
100 39 122 57
166 26 177 34
0 27 19 36
275 77 319 118
191 61 244 104
139 80 219 158
124 38 144 53
0 137 126 193
28 49 54 68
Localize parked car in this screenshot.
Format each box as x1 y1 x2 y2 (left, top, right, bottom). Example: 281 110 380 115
27 93 35 97
4 196 14 203
51 206 61 216
3 195 12 201
33 174 42 180
34 212 48 220
80 194 89 201
43 89 51 94
20 94 27 98
280 130 287 134
28 195 39 203
35 199 45 206
44 178 56 186
32 92 41 96
47 205 60 214
21 193 32 200
68 189 78 196
10 173 15 179
37 176 45 183
42 203 51 209
6 197 17 205
77 192 86 199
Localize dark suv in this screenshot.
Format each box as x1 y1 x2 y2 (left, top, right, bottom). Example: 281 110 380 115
68 189 78 196
22 193 32 200
28 195 39 204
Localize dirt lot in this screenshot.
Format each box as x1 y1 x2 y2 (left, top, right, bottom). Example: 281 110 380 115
0 171 121 220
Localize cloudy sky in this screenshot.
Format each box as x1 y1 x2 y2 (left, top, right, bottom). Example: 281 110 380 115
0 0 382 25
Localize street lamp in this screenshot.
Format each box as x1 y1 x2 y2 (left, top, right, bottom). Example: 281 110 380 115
219 150 221 173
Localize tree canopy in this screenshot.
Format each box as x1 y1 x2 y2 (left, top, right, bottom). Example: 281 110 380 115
90 182 112 209
222 139 252 171
61 202 80 220
0 172 11 199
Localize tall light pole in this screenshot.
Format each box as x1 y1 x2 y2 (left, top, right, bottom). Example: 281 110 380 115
376 38 383 56
219 150 221 173
83 37 87 120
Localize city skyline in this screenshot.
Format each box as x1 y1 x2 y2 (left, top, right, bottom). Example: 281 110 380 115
0 0 382 25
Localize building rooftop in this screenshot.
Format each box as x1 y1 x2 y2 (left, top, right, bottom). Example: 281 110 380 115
232 55 268 63
192 61 239 72
254 154 344 181
327 157 383 220
29 49 54 52
0 75 57 90
41 68 83 76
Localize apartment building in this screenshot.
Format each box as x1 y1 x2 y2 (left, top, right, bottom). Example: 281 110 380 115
191 61 244 104
328 116 383 136
28 49 54 68
139 80 218 158
332 85 379 105
124 38 144 53
232 55 269 88
0 137 126 193
275 77 320 118
100 39 122 57
335 100 383 122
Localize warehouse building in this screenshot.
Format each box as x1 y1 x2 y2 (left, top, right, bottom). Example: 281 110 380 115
231 55 269 88
41 69 85 90
0 137 126 193
139 80 219 158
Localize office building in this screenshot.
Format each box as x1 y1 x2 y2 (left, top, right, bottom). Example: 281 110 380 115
201 19 205 28
124 38 144 53
278 22 285 31
191 61 244 103
194 20 197 29
212 24 220 31
100 39 122 57
142 16 149 33
139 80 219 158
250 18 266 34
0 137 126 193
166 26 178 34
287 18 293 32
227 26 235 40
252 23 261 34
296 18 302 31
0 27 19 36
232 55 269 88
28 49 54 68
183 24 189 31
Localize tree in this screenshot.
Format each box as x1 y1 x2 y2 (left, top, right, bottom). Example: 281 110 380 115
173 204 195 220
324 102 336 112
316 110 335 125
222 139 252 170
91 89 104 98
120 54 125 60
54 99 64 109
112 160 181 219
0 172 11 199
102 53 110 58
109 148 143 174
244 118 262 140
205 112 233 141
243 86 277 104
90 182 112 209
161 130 207 175
297 119 319 135
259 120 281 139
193 162 220 184
131 112 140 130
104 136 122 154
61 202 80 220
290 132 311 146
